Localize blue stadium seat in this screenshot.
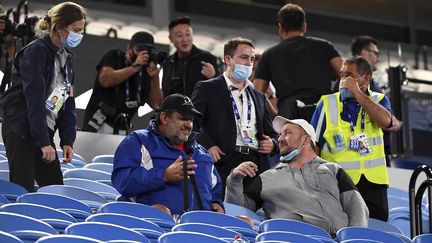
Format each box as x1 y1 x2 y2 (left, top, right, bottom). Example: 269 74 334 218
87 213 164 242
17 192 93 222
99 202 175 231
336 226 405 243
84 163 113 173
65 221 150 242
0 194 9 205
388 206 430 237
224 202 262 230
63 168 111 181
0 203 77 233
388 187 409 199
38 185 108 210
340 240 383 243
0 170 9 181
412 233 432 243
92 155 114 164
0 160 8 170
255 231 323 243
259 218 332 239
0 180 28 202
158 231 228 243
63 178 120 201
367 218 404 235
36 234 104 243
0 212 56 242
179 210 257 242
0 230 23 243
172 222 249 242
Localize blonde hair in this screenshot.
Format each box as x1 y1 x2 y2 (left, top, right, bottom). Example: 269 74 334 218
35 2 87 38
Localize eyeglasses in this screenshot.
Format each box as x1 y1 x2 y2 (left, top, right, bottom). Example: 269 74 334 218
365 48 380 57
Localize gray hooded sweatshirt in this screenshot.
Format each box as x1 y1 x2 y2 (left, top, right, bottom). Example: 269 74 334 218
225 157 369 234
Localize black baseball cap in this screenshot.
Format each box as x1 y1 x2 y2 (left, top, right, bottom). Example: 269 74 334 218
156 94 203 118
130 31 154 50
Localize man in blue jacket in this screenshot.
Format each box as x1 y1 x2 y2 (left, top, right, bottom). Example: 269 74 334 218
112 94 224 214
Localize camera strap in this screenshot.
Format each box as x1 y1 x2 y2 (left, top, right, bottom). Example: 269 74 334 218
183 157 203 212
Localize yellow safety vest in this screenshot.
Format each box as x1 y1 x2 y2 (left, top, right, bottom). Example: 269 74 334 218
318 92 388 185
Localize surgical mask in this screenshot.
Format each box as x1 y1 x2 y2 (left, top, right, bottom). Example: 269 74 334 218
339 79 352 101
60 30 83 49
232 63 252 81
280 136 306 162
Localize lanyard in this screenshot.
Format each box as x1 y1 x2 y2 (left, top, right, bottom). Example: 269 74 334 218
124 56 143 102
346 106 365 133
229 88 251 127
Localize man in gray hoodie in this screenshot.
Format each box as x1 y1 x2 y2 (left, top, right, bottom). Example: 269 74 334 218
225 116 368 235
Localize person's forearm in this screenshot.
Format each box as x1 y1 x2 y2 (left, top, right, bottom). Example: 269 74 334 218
99 66 141 88
354 92 391 128
148 78 163 109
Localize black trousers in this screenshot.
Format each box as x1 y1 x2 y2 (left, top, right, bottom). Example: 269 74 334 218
216 149 268 198
2 122 63 192
356 174 389 221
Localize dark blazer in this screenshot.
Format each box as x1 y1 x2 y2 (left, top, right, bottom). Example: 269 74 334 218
191 74 278 153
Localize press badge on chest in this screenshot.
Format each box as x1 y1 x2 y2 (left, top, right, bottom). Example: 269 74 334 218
241 125 258 147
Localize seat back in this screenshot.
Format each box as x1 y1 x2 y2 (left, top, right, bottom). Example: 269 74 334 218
36 234 104 243
65 221 150 242
86 213 165 233
0 179 28 202
92 155 114 164
158 231 228 243
0 212 57 236
413 233 432 243
63 178 119 201
259 218 331 238
367 218 404 235
172 222 249 242
336 226 405 243
255 231 323 243
38 185 108 209
0 160 9 170
99 201 174 223
63 168 111 181
180 210 253 229
0 231 23 243
83 163 113 173
17 192 92 221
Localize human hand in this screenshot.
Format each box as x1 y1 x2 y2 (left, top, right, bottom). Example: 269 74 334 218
146 61 160 80
212 203 224 213
132 50 150 67
340 76 364 98
41 145 56 163
62 145 74 163
232 161 258 178
208 146 225 163
201 61 216 79
258 135 274 154
163 156 197 182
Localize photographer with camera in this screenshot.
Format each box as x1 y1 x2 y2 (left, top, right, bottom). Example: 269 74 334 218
83 31 163 134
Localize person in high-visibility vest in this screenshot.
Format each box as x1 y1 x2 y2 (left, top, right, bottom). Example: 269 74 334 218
311 56 400 221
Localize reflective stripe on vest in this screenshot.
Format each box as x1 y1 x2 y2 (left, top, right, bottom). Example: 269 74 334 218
337 157 386 171
322 136 383 153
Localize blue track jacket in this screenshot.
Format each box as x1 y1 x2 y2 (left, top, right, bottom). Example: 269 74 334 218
112 121 223 214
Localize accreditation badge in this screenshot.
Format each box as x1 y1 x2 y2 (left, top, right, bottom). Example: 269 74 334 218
349 133 372 156
45 87 66 115
241 125 258 148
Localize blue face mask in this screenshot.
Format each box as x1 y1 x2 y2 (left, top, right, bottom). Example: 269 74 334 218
232 63 252 81
61 31 83 49
280 136 306 162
